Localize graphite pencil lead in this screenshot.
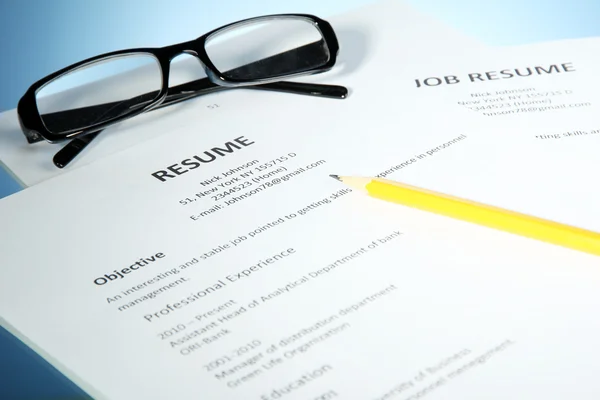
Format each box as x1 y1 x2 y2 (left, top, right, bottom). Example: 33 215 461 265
329 174 341 181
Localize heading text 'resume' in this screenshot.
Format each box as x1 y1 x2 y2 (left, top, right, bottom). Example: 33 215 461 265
151 136 255 182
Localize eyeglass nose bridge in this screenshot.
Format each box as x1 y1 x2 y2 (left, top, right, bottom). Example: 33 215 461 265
154 39 221 98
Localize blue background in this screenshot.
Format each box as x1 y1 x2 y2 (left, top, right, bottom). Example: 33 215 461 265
1 0 600 398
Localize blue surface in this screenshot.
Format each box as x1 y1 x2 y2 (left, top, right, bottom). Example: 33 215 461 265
0 326 90 400
1 0 600 398
0 168 21 198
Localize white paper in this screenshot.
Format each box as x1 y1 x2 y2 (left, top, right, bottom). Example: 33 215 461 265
375 37 600 232
1 36 600 399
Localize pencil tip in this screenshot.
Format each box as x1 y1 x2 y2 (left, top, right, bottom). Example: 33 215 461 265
329 174 341 181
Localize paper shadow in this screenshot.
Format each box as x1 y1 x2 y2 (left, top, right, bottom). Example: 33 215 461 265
332 27 371 78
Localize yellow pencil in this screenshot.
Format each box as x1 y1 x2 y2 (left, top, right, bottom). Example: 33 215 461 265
330 175 600 256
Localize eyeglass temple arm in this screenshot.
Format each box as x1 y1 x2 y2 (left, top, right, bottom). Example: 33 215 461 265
53 79 347 168
53 83 348 169
48 79 346 140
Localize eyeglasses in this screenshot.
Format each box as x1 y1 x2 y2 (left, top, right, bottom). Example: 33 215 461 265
18 14 347 168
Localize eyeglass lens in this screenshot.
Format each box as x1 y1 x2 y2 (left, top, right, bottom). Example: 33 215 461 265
205 18 329 80
35 54 163 134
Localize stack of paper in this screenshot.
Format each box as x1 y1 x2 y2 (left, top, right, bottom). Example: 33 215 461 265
1 1 599 399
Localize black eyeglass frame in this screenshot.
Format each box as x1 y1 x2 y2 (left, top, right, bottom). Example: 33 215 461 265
18 13 339 145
